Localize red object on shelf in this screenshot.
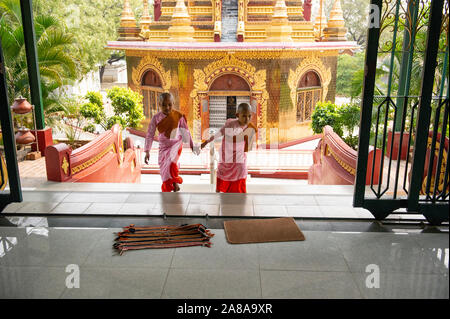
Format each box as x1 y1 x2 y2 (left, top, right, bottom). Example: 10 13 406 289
11 96 32 114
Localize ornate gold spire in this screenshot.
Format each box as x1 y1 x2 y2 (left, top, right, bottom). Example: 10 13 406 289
314 0 327 40
118 0 141 41
266 0 293 42
273 0 289 19
323 0 347 41
140 0 152 31
168 0 195 41
327 0 345 29
120 0 137 28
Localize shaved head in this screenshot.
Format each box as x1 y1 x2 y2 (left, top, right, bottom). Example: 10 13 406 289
160 92 174 104
237 103 251 113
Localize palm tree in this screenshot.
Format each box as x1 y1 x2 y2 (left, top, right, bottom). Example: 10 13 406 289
0 0 82 126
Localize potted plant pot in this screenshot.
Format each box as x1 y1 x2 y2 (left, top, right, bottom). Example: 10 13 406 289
15 129 35 145
11 96 32 114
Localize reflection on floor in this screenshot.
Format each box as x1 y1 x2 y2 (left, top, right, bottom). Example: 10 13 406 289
0 216 447 299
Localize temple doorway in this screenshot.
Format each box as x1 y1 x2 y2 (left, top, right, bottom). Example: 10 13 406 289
208 73 251 131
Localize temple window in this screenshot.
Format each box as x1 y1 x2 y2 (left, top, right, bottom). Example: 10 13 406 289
296 70 322 123
141 69 163 120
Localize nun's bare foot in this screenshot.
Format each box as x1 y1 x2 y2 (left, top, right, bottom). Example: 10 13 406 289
173 183 180 192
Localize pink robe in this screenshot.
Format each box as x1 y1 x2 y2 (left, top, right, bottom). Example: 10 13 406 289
211 119 256 182
144 111 193 183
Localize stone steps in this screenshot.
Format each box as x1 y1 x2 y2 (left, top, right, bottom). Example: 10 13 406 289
221 0 239 42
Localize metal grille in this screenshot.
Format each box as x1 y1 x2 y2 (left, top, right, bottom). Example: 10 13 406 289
209 96 227 130
354 0 449 224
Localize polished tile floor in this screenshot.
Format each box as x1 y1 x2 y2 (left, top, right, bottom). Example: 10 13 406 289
1 190 425 221
0 216 447 299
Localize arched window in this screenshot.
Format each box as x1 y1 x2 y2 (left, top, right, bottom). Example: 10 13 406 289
296 71 322 123
141 69 163 119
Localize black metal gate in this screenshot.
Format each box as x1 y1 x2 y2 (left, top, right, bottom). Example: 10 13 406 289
0 40 22 210
354 0 449 225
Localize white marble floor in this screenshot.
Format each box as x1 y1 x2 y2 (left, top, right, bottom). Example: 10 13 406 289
2 190 374 219
0 226 447 299
2 190 427 221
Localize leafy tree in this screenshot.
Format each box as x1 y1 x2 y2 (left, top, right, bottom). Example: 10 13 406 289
0 0 82 125
336 51 365 97
32 0 146 76
338 103 361 148
350 1 448 100
322 0 370 46
339 103 360 136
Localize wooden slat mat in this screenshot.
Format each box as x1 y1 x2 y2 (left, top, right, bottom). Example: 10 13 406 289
224 217 305 244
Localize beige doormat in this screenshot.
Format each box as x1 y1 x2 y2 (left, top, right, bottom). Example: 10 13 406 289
223 217 305 244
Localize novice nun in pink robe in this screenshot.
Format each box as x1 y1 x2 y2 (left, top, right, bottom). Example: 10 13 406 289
144 93 198 192
201 103 257 193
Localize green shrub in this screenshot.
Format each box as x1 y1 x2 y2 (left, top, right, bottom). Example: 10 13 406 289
343 135 359 150
311 101 343 136
80 87 144 130
80 102 105 124
106 115 127 130
85 91 104 107
311 101 362 150
83 124 96 133
106 87 144 129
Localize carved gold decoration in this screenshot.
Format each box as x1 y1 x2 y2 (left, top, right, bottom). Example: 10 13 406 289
288 55 332 107
421 138 448 195
326 145 356 175
61 157 69 175
332 150 356 175
124 49 340 60
118 130 124 164
238 0 245 22
237 1 246 38
71 144 117 175
190 54 269 137
131 55 172 92
214 0 222 22
0 152 8 190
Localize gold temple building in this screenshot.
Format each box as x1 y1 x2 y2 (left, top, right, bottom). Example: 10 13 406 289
107 0 358 144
